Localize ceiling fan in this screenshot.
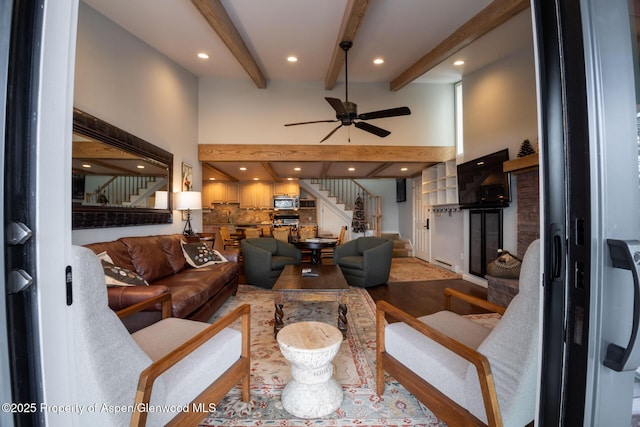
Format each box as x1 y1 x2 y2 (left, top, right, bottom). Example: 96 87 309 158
284 41 411 143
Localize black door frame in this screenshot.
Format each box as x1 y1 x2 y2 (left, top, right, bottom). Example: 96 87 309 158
533 0 592 424
4 1 45 425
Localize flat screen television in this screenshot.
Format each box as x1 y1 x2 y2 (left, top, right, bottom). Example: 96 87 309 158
456 149 511 209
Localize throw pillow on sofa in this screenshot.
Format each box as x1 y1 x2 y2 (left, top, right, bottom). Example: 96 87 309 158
180 241 228 268
97 251 149 287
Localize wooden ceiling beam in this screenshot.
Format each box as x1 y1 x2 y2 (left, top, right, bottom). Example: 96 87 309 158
199 144 456 163
261 162 281 182
366 163 392 178
324 0 372 90
203 162 238 182
191 0 267 89
389 0 529 91
320 162 332 179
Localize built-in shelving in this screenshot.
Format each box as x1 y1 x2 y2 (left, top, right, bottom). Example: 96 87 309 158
422 159 458 206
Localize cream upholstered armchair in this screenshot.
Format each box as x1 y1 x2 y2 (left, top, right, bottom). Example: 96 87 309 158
71 246 250 426
376 240 540 426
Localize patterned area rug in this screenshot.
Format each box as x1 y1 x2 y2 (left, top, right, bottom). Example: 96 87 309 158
388 257 461 282
201 285 446 427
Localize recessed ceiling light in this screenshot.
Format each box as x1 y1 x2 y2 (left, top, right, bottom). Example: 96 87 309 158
209 177 216 180
197 52 209 59
373 58 384 65
294 167 301 171
253 177 259 181
348 167 355 172
287 177 293 181
239 167 247 171
82 164 91 168
400 167 408 171
287 56 298 63
453 60 465 66
136 165 145 169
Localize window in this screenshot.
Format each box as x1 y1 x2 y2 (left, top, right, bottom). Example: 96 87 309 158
455 81 463 155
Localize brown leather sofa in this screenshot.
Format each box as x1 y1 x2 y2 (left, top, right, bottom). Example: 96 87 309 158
85 234 239 331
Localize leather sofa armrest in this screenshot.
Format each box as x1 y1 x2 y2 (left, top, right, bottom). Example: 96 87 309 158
107 285 170 312
219 248 240 263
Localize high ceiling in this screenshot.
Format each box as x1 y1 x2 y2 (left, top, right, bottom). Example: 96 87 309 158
80 0 533 181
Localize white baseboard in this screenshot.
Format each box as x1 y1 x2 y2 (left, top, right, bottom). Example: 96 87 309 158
462 273 488 288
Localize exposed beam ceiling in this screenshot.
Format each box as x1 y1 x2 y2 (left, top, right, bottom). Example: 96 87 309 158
185 0 528 90
390 0 530 91
324 0 372 90
190 0 267 88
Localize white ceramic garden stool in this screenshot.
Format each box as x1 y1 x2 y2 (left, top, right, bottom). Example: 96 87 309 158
276 321 343 418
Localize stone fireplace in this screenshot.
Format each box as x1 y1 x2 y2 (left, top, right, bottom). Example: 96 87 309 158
485 155 540 305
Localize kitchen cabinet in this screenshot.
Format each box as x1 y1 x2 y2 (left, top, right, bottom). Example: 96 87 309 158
273 181 299 196
202 182 239 206
239 182 274 208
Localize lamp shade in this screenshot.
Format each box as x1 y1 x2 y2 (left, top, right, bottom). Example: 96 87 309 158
154 190 168 209
174 191 202 210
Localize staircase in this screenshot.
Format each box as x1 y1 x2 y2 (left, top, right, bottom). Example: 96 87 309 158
307 178 381 236
381 233 413 258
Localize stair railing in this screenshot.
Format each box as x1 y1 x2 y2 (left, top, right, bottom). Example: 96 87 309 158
310 178 381 236
86 176 158 206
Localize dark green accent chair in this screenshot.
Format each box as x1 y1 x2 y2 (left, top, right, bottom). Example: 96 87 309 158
333 236 393 288
241 238 302 289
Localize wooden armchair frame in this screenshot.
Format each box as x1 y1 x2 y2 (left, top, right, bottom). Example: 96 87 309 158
376 296 505 427
118 293 250 427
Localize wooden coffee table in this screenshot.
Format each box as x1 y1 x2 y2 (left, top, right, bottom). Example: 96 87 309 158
273 264 350 339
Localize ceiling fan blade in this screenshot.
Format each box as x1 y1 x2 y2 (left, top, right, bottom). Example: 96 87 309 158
325 97 348 116
358 106 411 120
320 124 343 143
284 119 339 127
354 121 391 138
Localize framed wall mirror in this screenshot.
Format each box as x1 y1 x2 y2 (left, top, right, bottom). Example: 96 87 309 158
72 108 173 229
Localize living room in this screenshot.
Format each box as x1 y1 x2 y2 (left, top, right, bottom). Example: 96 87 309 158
10 0 640 425
71 2 538 283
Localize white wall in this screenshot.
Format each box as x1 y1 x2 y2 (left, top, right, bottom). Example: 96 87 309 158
462 47 538 161
72 3 200 245
429 46 537 276
463 47 537 258
198 79 455 146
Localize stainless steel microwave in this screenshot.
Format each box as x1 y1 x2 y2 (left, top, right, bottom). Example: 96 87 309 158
273 195 299 210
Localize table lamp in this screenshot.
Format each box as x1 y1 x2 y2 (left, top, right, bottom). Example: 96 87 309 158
174 191 201 236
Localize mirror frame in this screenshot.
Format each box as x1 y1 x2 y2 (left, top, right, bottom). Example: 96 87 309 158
72 108 173 229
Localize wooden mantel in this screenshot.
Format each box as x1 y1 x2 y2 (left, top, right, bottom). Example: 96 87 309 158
503 153 539 175
199 144 456 163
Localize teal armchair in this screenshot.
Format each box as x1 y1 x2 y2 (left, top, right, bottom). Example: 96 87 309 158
333 236 393 288
241 238 302 288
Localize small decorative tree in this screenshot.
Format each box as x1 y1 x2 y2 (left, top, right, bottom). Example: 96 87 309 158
517 139 535 158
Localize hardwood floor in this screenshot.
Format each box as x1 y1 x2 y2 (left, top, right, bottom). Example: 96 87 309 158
366 278 490 319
